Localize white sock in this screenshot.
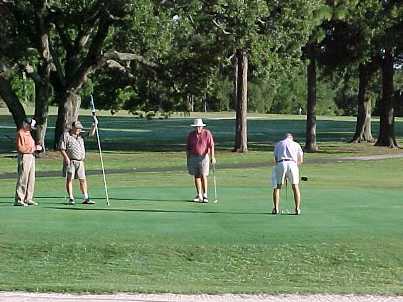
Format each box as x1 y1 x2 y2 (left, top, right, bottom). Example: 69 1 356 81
84 193 89 199
203 193 208 198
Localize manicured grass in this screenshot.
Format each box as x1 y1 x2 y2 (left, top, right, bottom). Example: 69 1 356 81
0 113 402 294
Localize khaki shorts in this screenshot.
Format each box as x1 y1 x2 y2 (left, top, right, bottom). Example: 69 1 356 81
271 161 299 188
63 160 86 180
187 154 209 177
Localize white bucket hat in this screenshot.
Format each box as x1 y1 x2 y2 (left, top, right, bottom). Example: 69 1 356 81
190 118 206 127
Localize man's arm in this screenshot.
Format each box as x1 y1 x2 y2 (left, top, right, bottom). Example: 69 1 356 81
208 131 216 164
298 152 303 165
210 144 216 164
297 146 304 165
58 134 70 165
89 123 96 137
60 149 70 166
89 116 98 137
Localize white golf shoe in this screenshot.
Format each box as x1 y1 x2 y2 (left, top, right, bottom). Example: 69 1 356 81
192 196 202 202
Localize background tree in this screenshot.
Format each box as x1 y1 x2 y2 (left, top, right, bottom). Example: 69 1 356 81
197 0 323 152
374 1 403 147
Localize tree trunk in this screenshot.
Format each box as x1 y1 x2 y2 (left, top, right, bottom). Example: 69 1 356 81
54 90 81 148
34 78 50 149
20 0 52 150
233 49 248 152
375 48 397 147
33 32 52 149
0 74 26 128
304 58 319 152
233 53 239 148
351 63 374 143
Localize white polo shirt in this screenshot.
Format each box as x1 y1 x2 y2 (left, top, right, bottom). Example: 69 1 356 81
274 138 303 163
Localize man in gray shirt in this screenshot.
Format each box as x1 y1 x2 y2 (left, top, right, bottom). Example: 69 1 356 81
59 120 97 205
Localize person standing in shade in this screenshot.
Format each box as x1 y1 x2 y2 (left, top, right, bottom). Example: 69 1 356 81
14 118 42 206
271 133 303 215
59 119 97 205
186 118 216 203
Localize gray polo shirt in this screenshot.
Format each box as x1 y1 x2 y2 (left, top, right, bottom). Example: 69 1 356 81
59 131 86 161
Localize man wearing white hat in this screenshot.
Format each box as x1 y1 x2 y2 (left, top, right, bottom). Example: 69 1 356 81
14 117 43 206
186 118 216 203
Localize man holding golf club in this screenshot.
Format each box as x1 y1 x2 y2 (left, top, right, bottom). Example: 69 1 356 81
186 118 216 203
59 119 97 205
14 117 42 206
271 133 303 215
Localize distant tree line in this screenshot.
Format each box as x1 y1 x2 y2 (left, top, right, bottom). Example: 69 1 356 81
1 0 403 151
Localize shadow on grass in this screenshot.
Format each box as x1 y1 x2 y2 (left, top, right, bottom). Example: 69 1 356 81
0 116 385 153
33 196 189 203
44 206 272 215
108 197 190 202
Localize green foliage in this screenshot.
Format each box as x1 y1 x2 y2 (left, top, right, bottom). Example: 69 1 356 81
10 74 35 104
207 77 233 111
3 0 403 128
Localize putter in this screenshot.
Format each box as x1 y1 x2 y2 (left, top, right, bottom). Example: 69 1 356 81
90 95 110 206
212 163 218 203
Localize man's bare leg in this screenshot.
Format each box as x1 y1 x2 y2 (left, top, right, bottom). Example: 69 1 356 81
292 184 301 214
272 184 282 214
201 175 208 196
194 177 202 200
66 175 73 199
79 179 89 199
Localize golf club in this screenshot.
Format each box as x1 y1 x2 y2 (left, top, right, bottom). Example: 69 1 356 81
90 95 110 206
212 163 218 203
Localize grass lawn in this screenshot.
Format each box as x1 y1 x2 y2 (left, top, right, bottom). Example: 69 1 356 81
0 112 402 294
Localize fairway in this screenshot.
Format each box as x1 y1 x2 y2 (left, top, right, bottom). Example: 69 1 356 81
0 113 402 294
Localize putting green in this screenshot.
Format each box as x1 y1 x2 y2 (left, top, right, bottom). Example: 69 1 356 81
0 160 402 293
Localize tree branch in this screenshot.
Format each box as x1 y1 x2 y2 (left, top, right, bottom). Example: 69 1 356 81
105 59 136 83
103 51 159 69
0 73 26 127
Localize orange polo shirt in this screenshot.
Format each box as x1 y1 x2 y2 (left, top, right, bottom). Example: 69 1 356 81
16 128 36 154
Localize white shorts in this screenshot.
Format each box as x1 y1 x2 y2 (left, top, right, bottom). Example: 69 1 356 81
271 161 299 188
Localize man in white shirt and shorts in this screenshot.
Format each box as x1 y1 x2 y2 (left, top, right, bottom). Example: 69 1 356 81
271 133 303 215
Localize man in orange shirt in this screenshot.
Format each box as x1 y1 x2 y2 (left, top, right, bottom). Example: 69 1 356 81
14 118 42 206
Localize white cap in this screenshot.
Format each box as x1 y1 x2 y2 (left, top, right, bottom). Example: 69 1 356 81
24 117 37 129
190 118 206 127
